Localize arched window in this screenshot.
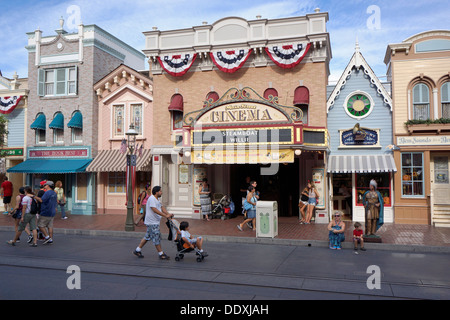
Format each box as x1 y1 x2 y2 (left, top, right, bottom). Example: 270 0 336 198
206 91 219 104
293 86 309 124
413 83 430 120
263 88 278 100
49 112 64 144
169 94 184 130
441 82 450 119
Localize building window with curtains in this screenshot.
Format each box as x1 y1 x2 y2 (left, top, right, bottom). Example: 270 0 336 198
413 83 430 120
108 172 125 193
441 82 450 118
401 152 425 197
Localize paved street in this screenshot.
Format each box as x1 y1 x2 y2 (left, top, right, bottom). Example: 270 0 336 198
1 231 449 304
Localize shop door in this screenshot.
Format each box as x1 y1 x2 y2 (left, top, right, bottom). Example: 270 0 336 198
431 154 450 205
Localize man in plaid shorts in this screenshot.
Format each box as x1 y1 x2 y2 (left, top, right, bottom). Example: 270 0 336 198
133 186 174 260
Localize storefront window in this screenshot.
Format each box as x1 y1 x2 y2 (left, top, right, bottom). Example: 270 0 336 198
76 173 88 202
356 173 391 206
113 105 124 136
131 104 143 135
401 152 424 197
108 172 125 193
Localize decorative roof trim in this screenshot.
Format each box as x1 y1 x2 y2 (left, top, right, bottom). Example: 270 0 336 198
327 46 392 113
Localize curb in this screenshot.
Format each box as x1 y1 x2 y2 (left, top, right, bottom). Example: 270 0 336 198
2 225 449 253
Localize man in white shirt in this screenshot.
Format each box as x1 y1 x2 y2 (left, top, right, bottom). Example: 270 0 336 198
133 186 174 260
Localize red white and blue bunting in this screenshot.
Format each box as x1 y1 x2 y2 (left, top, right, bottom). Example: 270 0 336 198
157 53 198 77
265 42 311 69
210 49 253 73
0 96 22 114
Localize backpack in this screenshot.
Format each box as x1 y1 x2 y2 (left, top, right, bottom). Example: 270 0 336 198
29 196 39 215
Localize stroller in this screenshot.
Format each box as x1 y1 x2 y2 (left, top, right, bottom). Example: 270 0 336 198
211 194 234 220
166 219 206 262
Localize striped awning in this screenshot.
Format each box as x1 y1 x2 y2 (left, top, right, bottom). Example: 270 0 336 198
86 149 152 172
327 154 397 173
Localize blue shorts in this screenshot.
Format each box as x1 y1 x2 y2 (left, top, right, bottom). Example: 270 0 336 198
308 198 317 205
144 224 161 246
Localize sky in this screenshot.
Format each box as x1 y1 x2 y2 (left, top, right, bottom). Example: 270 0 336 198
0 0 449 83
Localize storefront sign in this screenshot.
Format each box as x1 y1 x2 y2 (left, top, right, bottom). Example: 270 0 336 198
340 128 379 147
196 102 290 125
191 149 295 164
192 127 293 146
29 148 89 158
397 136 450 146
0 148 23 157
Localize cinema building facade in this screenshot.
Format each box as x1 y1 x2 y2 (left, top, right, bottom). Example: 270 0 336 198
143 12 332 220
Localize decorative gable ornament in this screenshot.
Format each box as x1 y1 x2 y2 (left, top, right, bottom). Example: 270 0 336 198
0 96 22 114
265 42 311 69
157 53 198 77
210 49 253 73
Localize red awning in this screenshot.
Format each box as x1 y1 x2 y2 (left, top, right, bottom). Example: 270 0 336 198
168 94 184 112
294 86 309 105
206 91 219 103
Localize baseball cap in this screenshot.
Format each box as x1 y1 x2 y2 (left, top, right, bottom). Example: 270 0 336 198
44 180 54 187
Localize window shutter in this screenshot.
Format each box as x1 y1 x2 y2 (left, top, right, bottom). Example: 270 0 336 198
74 65 78 95
38 69 45 97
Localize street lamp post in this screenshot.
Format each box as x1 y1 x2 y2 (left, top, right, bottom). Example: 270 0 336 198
125 124 138 232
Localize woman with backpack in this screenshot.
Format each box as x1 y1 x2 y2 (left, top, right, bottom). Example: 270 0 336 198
8 186 32 243
6 187 38 247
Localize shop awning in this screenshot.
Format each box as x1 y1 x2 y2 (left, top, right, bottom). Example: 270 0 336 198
327 155 397 173
49 113 64 130
67 111 83 129
30 113 46 131
86 149 152 172
7 159 92 174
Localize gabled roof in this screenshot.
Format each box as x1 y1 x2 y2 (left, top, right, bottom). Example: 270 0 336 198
94 64 153 102
327 41 392 113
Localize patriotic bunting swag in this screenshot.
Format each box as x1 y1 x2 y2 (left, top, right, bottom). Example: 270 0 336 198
210 49 253 73
0 96 22 114
157 53 197 77
265 43 311 69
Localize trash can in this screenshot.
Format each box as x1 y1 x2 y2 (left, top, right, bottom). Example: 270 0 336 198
256 201 278 238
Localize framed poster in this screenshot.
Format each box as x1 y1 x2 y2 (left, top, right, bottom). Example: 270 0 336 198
193 166 207 206
312 167 326 209
178 164 189 184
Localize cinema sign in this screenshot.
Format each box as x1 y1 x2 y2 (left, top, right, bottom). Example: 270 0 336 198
179 87 305 148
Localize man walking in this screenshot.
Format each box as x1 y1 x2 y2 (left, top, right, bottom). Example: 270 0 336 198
1 176 13 214
35 181 57 245
133 186 174 260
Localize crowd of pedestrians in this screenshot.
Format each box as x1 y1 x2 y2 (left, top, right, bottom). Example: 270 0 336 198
5 180 58 247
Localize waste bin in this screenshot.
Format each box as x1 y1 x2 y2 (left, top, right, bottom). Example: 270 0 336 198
256 201 278 238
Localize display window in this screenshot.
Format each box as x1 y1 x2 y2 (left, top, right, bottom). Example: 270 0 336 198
355 173 392 207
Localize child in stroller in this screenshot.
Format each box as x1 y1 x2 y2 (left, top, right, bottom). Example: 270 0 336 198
169 220 208 262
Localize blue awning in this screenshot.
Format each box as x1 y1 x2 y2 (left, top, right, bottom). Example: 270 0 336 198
67 111 82 129
49 113 64 130
30 114 46 131
7 159 92 174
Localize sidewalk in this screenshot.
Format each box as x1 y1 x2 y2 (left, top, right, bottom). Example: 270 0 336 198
1 212 450 252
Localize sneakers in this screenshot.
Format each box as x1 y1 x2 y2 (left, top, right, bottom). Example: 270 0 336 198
6 240 16 246
43 237 53 245
27 234 33 244
133 250 144 258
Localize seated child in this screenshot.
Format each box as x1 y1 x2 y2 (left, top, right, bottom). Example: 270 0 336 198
353 222 366 251
179 221 208 257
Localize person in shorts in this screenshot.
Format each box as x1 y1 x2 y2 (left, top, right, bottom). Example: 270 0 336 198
1 176 13 214
179 221 208 257
6 187 38 247
35 181 57 245
133 186 174 260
